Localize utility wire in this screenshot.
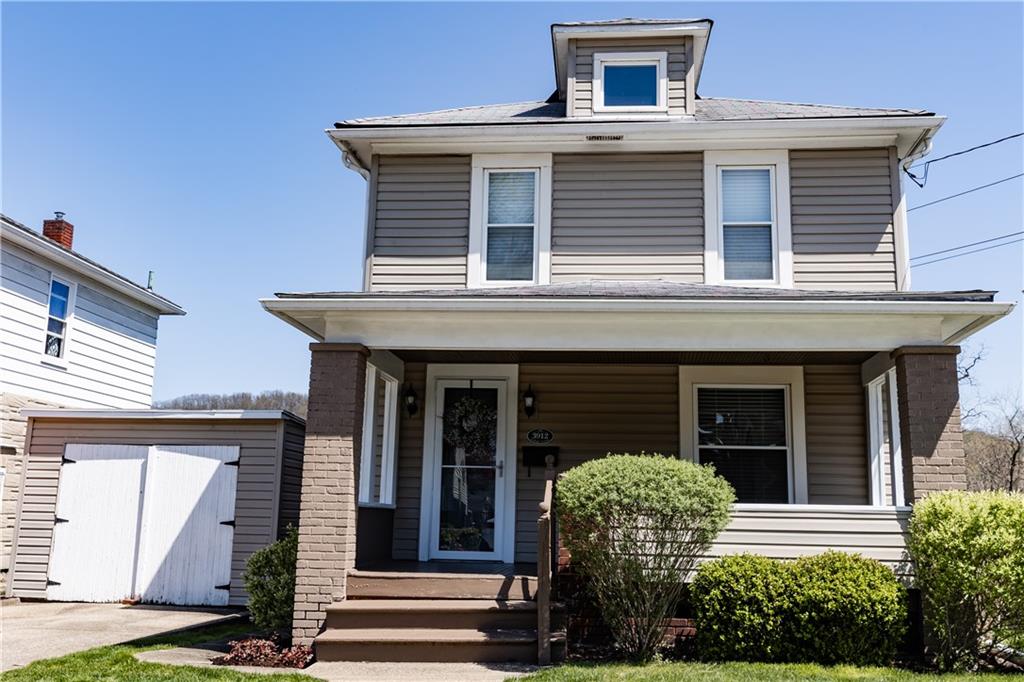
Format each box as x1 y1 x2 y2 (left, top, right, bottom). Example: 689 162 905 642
911 230 1024 261
910 238 1023 268
908 173 1024 212
904 132 1023 187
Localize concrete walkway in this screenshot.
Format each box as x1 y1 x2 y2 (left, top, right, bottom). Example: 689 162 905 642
0 601 240 671
137 646 537 681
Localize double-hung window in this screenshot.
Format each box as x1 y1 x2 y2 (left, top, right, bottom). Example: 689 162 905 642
359 364 400 507
44 277 73 360
593 52 668 113
469 154 552 287
704 151 792 287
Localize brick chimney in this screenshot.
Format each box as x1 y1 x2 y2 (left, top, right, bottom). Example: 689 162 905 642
42 212 74 249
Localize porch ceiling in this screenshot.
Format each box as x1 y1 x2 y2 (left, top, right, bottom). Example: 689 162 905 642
390 350 876 365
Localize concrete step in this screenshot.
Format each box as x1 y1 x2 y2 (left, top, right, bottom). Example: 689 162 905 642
314 627 566 663
347 569 537 600
324 598 565 630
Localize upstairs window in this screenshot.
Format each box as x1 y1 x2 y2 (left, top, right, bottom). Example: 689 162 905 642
593 52 668 113
44 277 73 359
704 151 793 287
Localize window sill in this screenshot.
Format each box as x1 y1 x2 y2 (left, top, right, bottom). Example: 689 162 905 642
358 502 397 510
39 355 69 371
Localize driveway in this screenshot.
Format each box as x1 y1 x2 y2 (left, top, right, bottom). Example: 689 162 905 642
0 601 240 671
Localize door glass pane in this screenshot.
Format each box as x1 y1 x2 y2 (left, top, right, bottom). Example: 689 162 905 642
487 172 535 225
487 226 534 280
439 467 496 552
721 168 772 223
441 387 498 466
604 64 658 106
699 448 788 503
697 387 787 447
723 225 773 280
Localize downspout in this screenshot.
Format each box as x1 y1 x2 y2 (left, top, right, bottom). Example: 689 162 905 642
338 139 370 180
901 129 935 188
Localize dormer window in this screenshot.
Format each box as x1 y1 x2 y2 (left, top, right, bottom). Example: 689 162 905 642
593 52 668 113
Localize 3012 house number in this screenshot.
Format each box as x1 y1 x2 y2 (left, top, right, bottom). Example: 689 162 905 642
527 428 554 444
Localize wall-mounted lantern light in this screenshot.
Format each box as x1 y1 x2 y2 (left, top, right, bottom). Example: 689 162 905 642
523 385 536 417
403 384 419 417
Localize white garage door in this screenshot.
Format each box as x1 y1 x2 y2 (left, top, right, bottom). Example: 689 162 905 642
48 444 148 602
47 444 239 606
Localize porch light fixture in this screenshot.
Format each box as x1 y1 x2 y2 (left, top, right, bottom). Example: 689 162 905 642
523 385 536 417
402 384 418 417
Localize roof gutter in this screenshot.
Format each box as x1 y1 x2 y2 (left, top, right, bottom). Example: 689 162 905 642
326 132 370 179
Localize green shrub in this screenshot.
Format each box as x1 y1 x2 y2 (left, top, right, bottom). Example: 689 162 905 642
692 551 907 666
906 490 1024 671
243 526 298 631
558 453 735 661
692 554 791 662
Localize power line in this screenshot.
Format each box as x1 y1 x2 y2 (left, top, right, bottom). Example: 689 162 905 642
911 230 1024 261
911 238 1023 268
908 173 1023 212
904 131 1023 187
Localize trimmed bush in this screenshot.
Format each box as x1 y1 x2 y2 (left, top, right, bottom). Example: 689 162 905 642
906 490 1024 671
558 453 735 661
693 551 907 666
691 554 791 662
243 526 298 631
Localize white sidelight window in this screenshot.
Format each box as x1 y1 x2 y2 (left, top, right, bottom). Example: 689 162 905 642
359 364 400 507
866 368 905 507
680 366 808 504
593 52 668 113
44 276 74 360
704 151 793 287
469 154 552 287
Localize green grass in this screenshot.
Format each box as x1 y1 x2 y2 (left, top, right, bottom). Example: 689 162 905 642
517 661 1010 682
1 620 317 682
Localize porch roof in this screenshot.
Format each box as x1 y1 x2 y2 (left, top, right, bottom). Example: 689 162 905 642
261 280 1013 352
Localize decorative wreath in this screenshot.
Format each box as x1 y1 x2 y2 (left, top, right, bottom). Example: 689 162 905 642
443 396 498 457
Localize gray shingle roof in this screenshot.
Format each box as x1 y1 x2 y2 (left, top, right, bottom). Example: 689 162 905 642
277 280 993 303
335 98 931 128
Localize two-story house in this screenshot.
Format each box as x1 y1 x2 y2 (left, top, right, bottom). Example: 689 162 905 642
260 18 1014 662
0 213 184 588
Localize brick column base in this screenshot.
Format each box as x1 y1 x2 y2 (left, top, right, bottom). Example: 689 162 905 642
892 346 966 503
291 343 368 645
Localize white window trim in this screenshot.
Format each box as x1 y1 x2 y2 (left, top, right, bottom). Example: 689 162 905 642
865 368 906 507
886 368 905 507
359 364 401 508
703 150 793 288
41 274 76 369
468 154 552 288
593 51 669 114
679 366 808 504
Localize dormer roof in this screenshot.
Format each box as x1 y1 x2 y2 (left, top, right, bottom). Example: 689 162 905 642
550 18 713 101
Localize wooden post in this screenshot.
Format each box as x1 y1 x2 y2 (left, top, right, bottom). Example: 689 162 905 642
536 455 556 665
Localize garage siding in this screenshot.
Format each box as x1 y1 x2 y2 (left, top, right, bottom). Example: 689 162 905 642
9 415 304 606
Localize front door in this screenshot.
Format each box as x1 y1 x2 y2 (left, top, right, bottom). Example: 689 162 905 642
429 379 508 560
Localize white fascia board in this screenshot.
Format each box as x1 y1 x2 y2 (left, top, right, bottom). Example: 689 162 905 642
21 409 301 421
0 222 186 316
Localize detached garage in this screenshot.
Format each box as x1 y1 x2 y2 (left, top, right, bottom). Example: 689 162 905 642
8 410 304 607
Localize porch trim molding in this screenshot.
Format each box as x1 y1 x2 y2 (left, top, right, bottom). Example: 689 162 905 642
679 365 808 504
417 364 520 563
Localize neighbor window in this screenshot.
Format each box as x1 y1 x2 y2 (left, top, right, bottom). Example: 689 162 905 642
593 52 667 113
468 154 552 287
44 277 72 359
359 365 399 507
704 151 793 287
695 386 791 503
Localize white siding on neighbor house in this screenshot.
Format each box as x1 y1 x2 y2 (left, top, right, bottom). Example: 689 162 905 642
0 242 160 408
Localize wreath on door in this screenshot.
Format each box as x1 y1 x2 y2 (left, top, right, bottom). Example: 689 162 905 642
443 396 498 457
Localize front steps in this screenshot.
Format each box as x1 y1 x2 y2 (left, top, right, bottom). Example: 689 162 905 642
314 568 565 663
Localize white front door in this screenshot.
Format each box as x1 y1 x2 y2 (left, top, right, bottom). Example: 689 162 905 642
421 366 518 562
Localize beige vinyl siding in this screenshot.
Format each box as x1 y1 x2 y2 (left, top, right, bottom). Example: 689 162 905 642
790 148 899 291
514 364 680 563
10 416 304 605
392 362 426 560
571 37 690 117
0 243 159 409
804 365 870 504
551 153 704 282
370 156 470 291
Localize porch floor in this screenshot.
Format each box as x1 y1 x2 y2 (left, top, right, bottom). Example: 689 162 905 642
354 559 537 578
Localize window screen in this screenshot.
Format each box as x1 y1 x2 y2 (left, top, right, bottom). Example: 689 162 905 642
485 171 536 281
696 387 789 503
720 168 775 281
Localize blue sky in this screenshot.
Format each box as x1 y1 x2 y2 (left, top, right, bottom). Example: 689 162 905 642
3 2 1022 408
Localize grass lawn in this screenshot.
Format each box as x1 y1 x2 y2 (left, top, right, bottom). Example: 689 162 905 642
517 661 1011 681
2 620 317 682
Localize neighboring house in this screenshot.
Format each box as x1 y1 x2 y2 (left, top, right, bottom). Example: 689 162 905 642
260 19 1015 661
0 213 184 589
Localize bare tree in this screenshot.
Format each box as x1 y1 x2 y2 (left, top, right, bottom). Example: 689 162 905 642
156 390 308 419
957 345 986 425
965 394 1023 492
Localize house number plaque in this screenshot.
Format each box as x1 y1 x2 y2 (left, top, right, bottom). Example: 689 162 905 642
527 428 554 444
